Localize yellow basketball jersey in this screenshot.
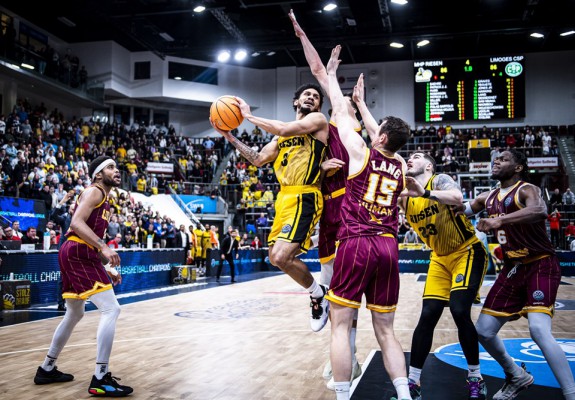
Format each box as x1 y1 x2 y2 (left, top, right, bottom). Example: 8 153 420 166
201 231 211 249
405 175 478 256
273 134 326 187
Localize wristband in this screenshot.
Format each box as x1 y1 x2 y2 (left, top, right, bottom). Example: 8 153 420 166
422 189 431 198
463 201 475 217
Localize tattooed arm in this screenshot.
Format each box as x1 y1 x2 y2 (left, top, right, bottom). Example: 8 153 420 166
429 174 464 205
211 119 279 167
404 173 463 205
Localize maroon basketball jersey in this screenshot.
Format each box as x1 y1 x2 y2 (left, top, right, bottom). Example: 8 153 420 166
338 148 404 239
322 122 351 196
484 181 554 260
67 184 111 239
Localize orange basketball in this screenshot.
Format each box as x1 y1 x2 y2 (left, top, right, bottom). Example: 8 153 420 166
210 95 244 130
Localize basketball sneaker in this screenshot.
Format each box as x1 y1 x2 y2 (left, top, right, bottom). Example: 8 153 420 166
310 284 329 332
34 366 74 385
467 376 487 399
492 363 534 400
88 372 134 397
408 378 422 400
326 358 362 390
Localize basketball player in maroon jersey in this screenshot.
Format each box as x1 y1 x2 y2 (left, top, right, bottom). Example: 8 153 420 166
34 156 133 397
325 45 412 400
462 149 575 400
289 9 381 389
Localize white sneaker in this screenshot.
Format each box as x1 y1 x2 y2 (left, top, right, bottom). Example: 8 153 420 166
326 358 362 391
310 284 329 332
322 359 332 380
493 363 534 400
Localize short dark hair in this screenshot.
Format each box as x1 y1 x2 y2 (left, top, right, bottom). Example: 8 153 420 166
508 149 529 180
379 116 411 153
293 83 324 112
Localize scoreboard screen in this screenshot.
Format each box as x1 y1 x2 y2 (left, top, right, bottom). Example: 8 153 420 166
413 55 525 123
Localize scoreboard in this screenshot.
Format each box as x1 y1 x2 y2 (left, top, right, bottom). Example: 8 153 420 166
414 55 525 123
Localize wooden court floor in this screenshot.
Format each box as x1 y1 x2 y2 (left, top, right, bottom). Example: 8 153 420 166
1 272 574 400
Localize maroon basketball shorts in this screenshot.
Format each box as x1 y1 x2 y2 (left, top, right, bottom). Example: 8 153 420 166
482 255 561 319
59 240 112 300
326 235 399 313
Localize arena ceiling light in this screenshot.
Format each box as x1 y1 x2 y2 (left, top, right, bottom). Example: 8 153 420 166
234 49 247 61
417 40 430 47
390 42 404 48
530 32 544 38
560 30 575 36
217 50 231 62
193 5 206 13
391 0 408 5
21 62 34 70
323 3 337 11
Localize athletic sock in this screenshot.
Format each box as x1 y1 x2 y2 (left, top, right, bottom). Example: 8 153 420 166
408 366 422 384
468 364 482 379
41 355 57 371
307 280 324 298
95 362 109 380
393 377 411 399
334 381 350 400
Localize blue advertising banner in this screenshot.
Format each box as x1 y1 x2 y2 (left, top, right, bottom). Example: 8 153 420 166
558 251 575 276
177 195 217 214
206 248 321 277
0 249 185 305
0 196 47 231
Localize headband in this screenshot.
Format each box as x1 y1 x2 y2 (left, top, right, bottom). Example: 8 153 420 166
91 159 115 180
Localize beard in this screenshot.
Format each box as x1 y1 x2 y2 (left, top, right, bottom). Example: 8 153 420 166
406 165 425 177
102 175 121 187
299 103 316 115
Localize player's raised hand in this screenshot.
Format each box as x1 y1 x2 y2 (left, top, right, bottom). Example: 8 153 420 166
209 117 230 135
353 73 365 104
326 45 342 75
400 176 426 198
288 9 304 38
234 96 253 119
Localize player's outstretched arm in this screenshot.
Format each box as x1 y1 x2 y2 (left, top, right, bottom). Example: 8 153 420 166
289 9 329 94
352 73 379 143
327 45 366 174
403 174 463 205
235 96 327 141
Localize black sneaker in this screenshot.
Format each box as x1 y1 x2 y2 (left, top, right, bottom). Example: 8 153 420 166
88 372 133 397
34 366 74 385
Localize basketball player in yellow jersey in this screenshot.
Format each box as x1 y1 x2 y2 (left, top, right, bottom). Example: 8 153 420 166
199 225 212 276
210 83 330 332
400 152 489 400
